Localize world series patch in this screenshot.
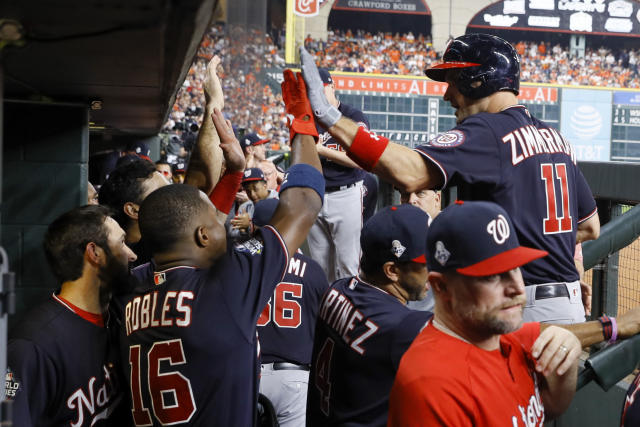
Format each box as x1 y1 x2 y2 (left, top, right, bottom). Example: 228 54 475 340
235 238 264 255
430 130 465 148
5 368 20 399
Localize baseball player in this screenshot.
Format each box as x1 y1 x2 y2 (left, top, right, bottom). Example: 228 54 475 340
622 372 640 426
110 71 324 426
389 200 582 426
306 204 433 427
399 187 442 313
241 132 271 168
99 56 229 265
227 167 279 242
5 205 136 425
252 198 330 427
299 34 599 323
307 68 370 283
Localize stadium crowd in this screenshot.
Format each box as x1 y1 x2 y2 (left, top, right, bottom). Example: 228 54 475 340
305 29 640 88
161 25 640 169
164 24 290 164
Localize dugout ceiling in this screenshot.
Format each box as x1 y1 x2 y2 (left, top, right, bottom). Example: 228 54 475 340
0 0 219 136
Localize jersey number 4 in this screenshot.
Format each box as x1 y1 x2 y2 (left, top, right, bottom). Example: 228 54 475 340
257 282 303 328
315 337 335 416
129 339 196 426
541 163 573 234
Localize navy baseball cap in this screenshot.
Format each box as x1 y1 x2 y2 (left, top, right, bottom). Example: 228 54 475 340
241 133 270 149
172 162 186 174
253 198 279 227
319 68 333 85
127 141 151 161
361 204 429 265
427 201 547 276
242 168 265 184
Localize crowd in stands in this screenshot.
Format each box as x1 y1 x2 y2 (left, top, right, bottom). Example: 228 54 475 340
305 29 640 88
163 24 290 168
515 41 640 88
304 29 439 75
160 25 640 164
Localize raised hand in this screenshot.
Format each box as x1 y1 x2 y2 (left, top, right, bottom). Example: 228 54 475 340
299 46 342 128
204 55 224 109
531 325 580 376
211 108 245 173
281 69 318 141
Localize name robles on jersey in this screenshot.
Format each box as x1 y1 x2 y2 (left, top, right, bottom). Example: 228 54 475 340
124 291 194 335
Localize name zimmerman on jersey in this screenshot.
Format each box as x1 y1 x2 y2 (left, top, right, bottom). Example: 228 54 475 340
501 125 576 166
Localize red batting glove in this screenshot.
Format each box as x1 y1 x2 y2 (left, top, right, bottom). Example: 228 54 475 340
281 69 319 142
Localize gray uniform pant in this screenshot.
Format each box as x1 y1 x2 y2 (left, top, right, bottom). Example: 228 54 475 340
523 280 585 324
307 181 363 283
260 363 309 427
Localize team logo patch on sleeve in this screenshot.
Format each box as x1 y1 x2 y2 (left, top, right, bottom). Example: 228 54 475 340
430 130 466 148
235 238 264 255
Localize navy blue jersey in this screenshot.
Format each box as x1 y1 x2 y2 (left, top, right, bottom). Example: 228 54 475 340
306 276 432 427
5 295 129 426
111 226 288 426
415 105 597 284
622 372 640 427
362 172 379 222
319 103 369 187
257 252 329 365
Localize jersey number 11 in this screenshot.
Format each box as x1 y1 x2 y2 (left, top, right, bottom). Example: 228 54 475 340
541 163 573 234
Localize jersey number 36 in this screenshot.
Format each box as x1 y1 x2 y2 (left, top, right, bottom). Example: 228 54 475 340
257 282 303 328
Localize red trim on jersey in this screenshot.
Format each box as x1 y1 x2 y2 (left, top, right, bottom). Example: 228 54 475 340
53 294 104 327
501 105 527 112
263 225 290 282
578 207 598 224
355 275 393 297
154 265 198 274
413 148 449 190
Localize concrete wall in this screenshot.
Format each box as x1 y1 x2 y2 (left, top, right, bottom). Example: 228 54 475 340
2 101 89 324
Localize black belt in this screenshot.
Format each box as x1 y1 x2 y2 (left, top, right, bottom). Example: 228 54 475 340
325 182 358 193
534 283 570 300
265 362 310 371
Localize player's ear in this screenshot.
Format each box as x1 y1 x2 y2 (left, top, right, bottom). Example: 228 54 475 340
428 271 446 294
195 226 209 248
382 261 400 282
85 242 103 266
123 202 140 220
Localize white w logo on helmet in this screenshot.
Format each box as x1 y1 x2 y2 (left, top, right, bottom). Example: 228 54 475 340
486 214 510 244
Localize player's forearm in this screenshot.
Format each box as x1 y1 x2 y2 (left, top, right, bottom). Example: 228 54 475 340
272 134 323 255
316 144 361 169
576 213 600 243
540 365 578 419
542 322 604 348
184 104 223 194
289 133 322 173
328 116 436 192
